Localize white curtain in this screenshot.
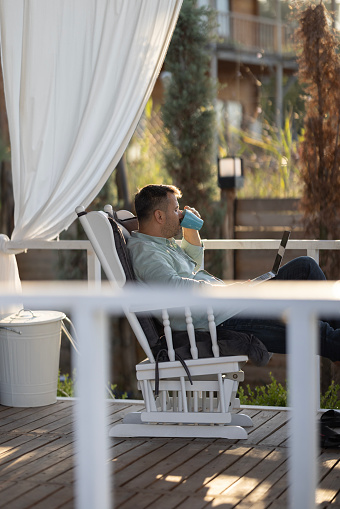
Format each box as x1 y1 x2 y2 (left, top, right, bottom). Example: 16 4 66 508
0 0 182 314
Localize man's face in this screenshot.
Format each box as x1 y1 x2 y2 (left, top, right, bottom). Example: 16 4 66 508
161 192 183 239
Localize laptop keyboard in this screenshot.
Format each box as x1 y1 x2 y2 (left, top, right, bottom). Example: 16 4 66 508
253 271 273 282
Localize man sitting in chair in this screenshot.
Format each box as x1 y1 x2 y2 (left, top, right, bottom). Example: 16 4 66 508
127 184 340 365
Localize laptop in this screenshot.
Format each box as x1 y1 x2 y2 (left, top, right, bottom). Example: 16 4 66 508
250 230 291 285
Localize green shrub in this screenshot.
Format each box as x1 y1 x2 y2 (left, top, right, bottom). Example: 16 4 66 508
58 371 340 408
320 381 340 410
238 373 340 409
238 373 288 407
57 372 127 400
57 372 75 398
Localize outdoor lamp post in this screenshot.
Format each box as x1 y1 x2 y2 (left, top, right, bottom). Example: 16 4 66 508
218 157 244 279
218 156 244 190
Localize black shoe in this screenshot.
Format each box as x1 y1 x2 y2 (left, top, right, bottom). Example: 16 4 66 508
320 422 340 448
321 410 340 428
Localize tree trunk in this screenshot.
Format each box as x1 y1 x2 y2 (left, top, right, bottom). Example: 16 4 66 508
0 61 13 236
115 156 132 211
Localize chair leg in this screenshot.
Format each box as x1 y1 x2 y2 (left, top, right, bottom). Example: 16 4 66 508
218 373 226 413
122 412 143 424
230 413 253 427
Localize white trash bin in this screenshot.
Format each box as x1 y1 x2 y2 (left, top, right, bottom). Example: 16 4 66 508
0 310 66 407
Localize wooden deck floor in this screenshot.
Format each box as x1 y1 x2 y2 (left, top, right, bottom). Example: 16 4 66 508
0 400 340 509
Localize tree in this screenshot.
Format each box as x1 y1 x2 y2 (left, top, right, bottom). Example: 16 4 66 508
162 0 225 274
162 0 217 206
296 1 340 394
296 2 340 278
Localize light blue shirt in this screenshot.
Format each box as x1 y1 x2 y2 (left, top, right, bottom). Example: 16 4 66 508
127 232 237 330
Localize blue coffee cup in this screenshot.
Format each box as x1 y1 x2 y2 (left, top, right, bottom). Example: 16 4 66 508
180 209 204 230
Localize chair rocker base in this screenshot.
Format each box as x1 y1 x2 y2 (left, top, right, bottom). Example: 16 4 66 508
109 411 253 439
122 411 253 427
109 421 249 439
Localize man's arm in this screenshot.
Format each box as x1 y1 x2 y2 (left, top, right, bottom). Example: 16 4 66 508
132 244 224 289
182 206 202 247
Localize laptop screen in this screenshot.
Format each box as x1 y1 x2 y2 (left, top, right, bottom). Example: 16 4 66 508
272 230 291 275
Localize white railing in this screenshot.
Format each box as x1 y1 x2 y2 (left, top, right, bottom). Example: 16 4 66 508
7 239 101 282
7 238 340 280
216 11 296 55
7 237 340 408
201 238 340 266
1 280 339 509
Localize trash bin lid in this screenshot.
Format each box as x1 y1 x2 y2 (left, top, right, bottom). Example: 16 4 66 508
0 309 66 326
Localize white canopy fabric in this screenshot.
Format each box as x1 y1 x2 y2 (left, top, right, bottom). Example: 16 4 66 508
0 0 182 314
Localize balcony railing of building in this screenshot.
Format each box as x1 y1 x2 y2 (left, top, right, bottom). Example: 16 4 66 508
216 11 297 56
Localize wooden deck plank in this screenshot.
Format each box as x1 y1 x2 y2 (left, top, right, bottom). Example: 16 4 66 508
244 411 289 446
217 448 287 504
38 468 74 487
331 490 340 505
0 433 43 454
276 454 340 506
1 401 340 508
149 442 234 493
0 406 34 420
32 414 74 435
106 401 144 415
120 439 213 491
236 456 288 508
0 434 61 466
316 456 340 505
201 446 273 497
117 491 162 508
106 403 146 426
111 438 170 474
259 420 290 447
28 485 74 509
0 480 41 508
3 483 63 509
243 409 280 432
12 407 74 435
26 453 75 484
113 488 139 507
319 450 340 479
0 408 53 430
0 436 73 481
113 439 190 487
108 438 148 458
0 402 73 434
10 442 74 482
172 444 252 494
175 495 212 509
140 492 189 509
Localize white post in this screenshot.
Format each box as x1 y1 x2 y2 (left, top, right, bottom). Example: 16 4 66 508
287 306 318 509
73 304 110 509
307 249 320 264
87 248 102 288
306 247 321 409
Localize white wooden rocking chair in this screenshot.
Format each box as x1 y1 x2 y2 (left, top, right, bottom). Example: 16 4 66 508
76 205 253 439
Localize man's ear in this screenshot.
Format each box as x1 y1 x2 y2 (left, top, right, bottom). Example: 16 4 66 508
154 209 165 224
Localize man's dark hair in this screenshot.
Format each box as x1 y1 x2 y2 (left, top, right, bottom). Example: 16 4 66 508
134 184 182 222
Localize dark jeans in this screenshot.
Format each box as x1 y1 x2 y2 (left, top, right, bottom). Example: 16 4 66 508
218 256 340 362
